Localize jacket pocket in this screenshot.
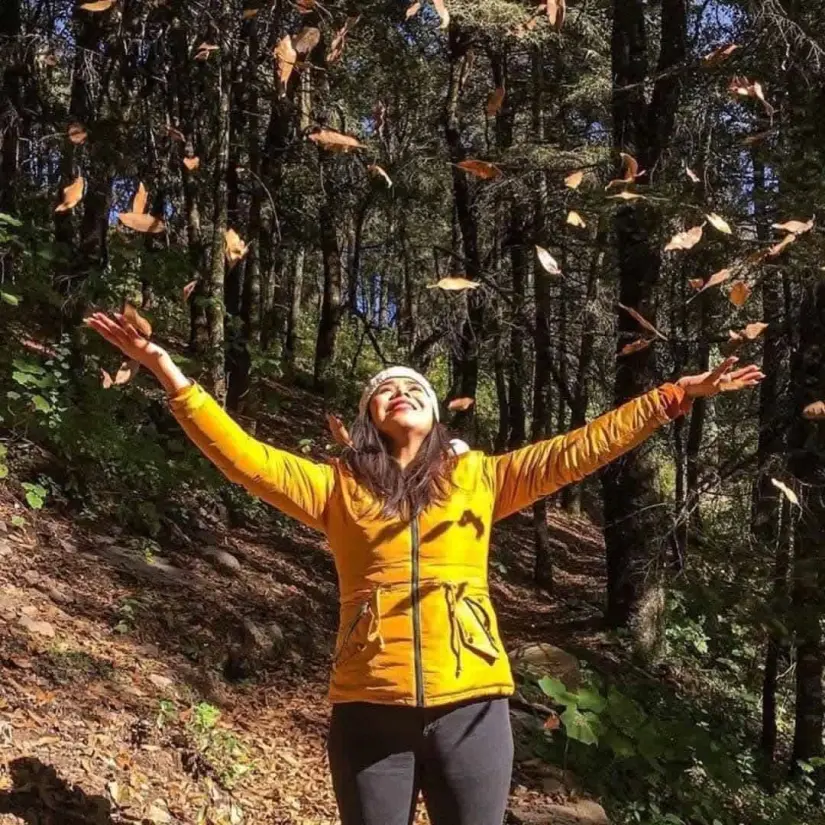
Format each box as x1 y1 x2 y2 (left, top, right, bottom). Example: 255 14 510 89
333 589 383 668
444 583 501 677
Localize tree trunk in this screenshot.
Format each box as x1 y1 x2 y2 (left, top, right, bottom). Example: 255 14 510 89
506 200 528 450
313 199 343 390
284 247 305 372
0 0 22 215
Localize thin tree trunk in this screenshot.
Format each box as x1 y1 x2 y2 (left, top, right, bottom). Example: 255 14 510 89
313 199 343 389
284 247 305 371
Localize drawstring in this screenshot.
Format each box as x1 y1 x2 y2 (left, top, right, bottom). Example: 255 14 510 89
444 583 463 678
367 587 385 651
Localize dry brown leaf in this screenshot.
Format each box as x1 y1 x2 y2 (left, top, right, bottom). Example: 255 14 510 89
535 245 561 276
308 128 364 152
194 43 219 61
721 322 769 355
326 413 353 448
101 369 114 389
688 278 704 291
728 281 752 307
118 213 165 233
728 76 775 117
367 164 393 187
802 401 825 420
328 16 359 64
606 152 643 190
183 156 200 171
274 36 297 90
293 27 321 55
546 0 565 31
486 87 506 117
405 2 421 18
513 13 540 37
225 228 249 267
706 212 733 235
767 233 796 258
566 210 586 228
701 267 733 292
183 280 198 302
68 123 88 144
618 303 666 340
457 160 502 180
296 0 316 12
242 8 259 19
54 176 84 213
771 217 815 235
132 182 148 214
619 338 653 357
114 360 139 385
80 0 116 10
702 43 739 67
564 170 584 189
742 130 773 146
664 224 704 252
122 302 153 338
427 276 480 291
433 0 450 29
448 397 475 412
166 125 185 142
543 711 561 730
685 166 700 183
771 478 799 507
609 191 647 201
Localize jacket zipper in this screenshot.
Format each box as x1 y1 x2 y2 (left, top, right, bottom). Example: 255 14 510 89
411 513 424 706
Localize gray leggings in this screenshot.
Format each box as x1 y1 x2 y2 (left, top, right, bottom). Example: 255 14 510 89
327 697 514 825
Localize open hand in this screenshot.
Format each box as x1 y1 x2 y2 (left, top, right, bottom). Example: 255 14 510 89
676 357 765 399
83 311 167 370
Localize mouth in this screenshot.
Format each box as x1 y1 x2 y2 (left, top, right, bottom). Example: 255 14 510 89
388 400 416 414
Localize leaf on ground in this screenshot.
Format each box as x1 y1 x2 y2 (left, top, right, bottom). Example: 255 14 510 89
771 478 799 507
367 164 392 187
54 176 84 212
564 170 584 189
307 128 364 152
728 281 751 307
457 160 502 180
118 213 165 233
618 303 666 340
427 276 480 291
664 224 703 251
535 246 561 276
122 302 153 338
486 87 505 117
68 123 87 144
566 211 586 228
447 397 474 411
543 711 561 730
771 217 814 235
706 212 733 234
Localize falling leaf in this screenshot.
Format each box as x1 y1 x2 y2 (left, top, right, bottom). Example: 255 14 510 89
194 43 219 61
606 152 643 190
619 338 653 357
566 211 586 228
543 711 561 730
728 76 775 117
367 164 392 187
609 191 647 201
448 397 475 411
706 213 733 235
166 125 185 142
702 43 739 67
767 234 796 258
183 156 200 171
80 0 116 10
688 278 704 291
118 213 165 233
771 217 814 236
293 27 321 55
664 224 704 252
513 14 540 37
685 166 700 183
699 267 732 293
101 369 113 389
535 246 561 276
225 228 249 268
308 128 364 152
326 413 353 447
728 281 751 307
274 36 297 90
546 0 565 32
486 87 505 117
802 401 825 420
564 170 584 190
122 302 153 338
771 478 799 507
54 176 84 213
618 303 667 340
742 130 773 146
405 2 421 19
132 182 148 214
427 276 480 291
183 281 198 302
242 8 259 19
114 360 139 385
328 16 359 64
722 321 768 355
433 0 450 29
457 160 502 180
68 123 87 144
296 0 316 12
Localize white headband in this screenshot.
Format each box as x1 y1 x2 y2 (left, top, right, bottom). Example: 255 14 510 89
358 366 440 422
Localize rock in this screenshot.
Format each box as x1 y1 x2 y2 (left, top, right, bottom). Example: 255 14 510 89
19 615 55 638
44 583 73 605
0 520 7 533
147 801 172 824
242 617 285 654
510 709 539 763
204 547 241 575
0 539 12 557
20 604 39 617
509 643 581 690
509 800 609 825
148 674 174 691
22 569 42 587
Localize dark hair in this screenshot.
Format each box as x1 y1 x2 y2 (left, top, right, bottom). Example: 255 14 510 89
342 412 456 520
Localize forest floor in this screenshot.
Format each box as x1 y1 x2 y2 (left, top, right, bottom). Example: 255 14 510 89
0 380 618 825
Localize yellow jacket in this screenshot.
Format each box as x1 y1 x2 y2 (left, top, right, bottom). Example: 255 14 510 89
169 382 688 707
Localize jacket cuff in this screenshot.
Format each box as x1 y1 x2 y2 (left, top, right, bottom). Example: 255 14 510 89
659 383 692 420
168 380 203 415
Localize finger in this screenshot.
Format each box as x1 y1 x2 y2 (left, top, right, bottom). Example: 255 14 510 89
113 312 144 341
709 356 739 384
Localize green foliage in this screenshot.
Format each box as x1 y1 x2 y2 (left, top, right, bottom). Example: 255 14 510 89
187 703 254 788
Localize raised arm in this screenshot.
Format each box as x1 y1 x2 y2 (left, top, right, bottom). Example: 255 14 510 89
485 384 687 522
84 311 335 532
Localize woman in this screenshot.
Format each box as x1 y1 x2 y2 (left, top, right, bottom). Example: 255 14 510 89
85 311 763 825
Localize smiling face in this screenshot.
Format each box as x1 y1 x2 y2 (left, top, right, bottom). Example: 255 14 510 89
368 377 435 442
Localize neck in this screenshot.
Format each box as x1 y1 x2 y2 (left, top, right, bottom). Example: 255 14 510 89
391 432 426 469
